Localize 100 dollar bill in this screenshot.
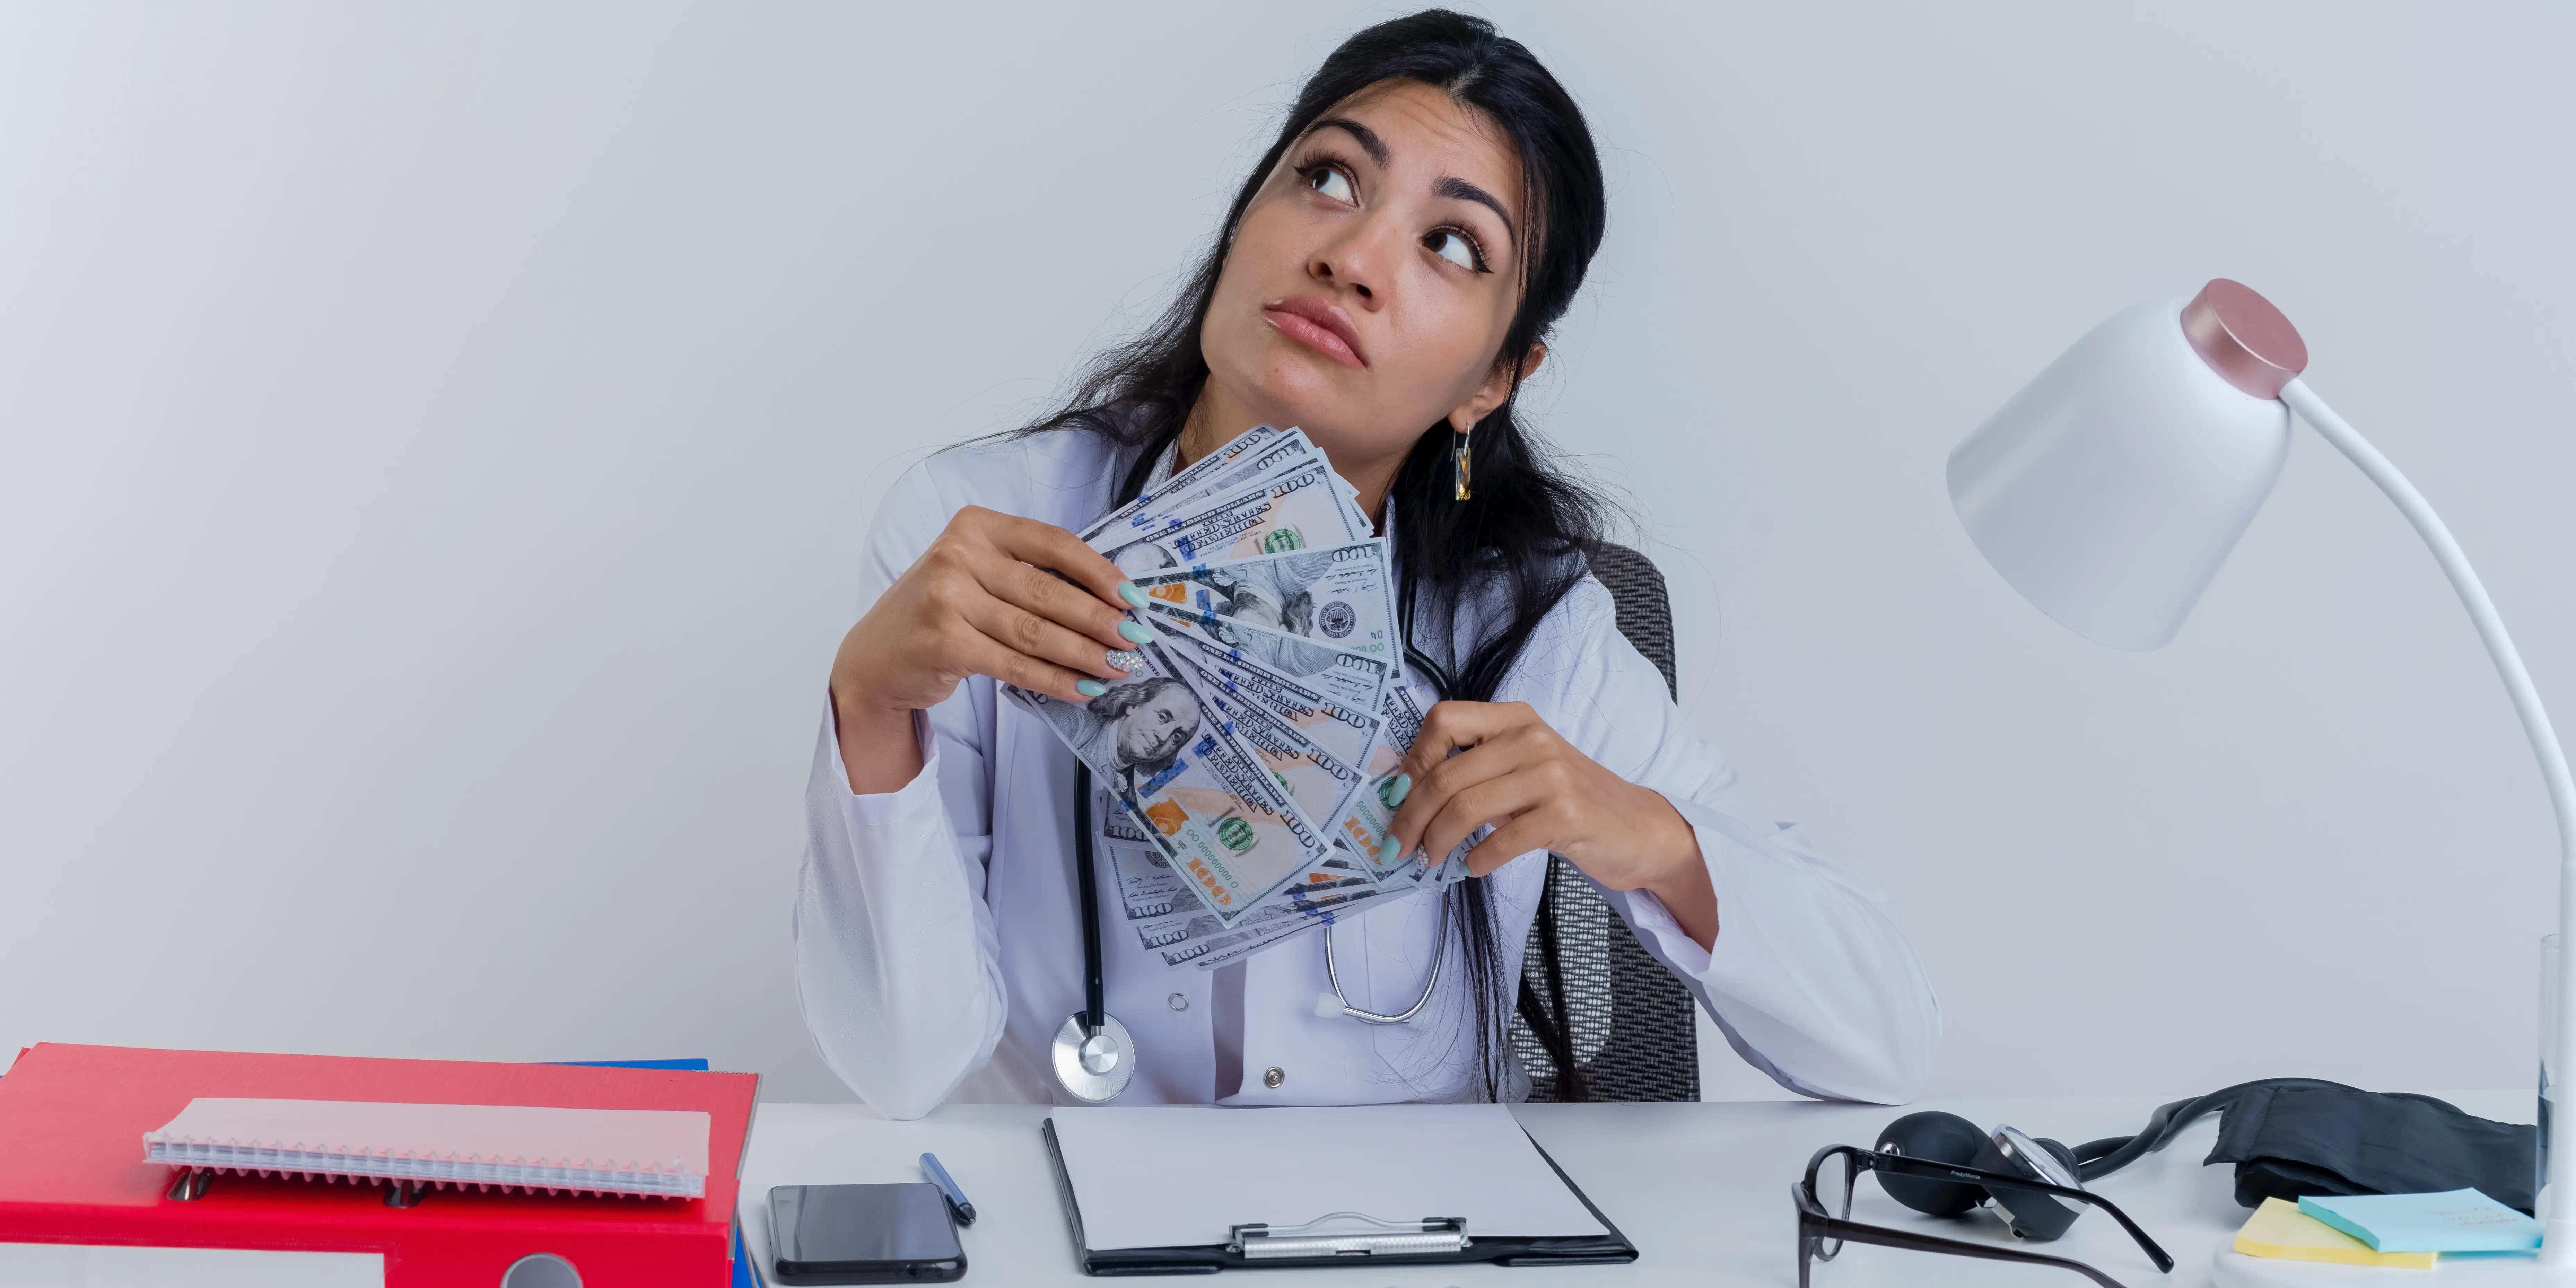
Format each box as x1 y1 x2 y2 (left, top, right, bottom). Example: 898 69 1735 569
1078 424 1287 544
1149 859 1387 968
1101 802 1187 921
1085 425 1376 548
1090 456 1368 570
1134 538 1398 673
1368 681 1482 887
1337 678 1426 878
1153 616 1390 714
1167 633 1383 770
1179 650 1399 878
1004 642 1326 924
1179 657 1371 860
1111 833 1386 968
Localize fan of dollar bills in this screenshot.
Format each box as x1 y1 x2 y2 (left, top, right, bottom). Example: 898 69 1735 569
1003 424 1469 971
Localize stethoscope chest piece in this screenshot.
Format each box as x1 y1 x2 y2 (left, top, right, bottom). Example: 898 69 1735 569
1051 1012 1136 1103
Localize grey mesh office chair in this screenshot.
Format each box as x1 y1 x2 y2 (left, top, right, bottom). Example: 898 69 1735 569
1506 542 1701 1102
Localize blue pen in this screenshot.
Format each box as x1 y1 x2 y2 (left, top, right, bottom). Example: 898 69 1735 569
920 1151 976 1226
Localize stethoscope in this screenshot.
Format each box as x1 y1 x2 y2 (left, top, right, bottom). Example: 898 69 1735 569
1051 650 1451 1103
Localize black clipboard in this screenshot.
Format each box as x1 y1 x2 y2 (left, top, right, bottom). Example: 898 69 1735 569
1040 1118 1639 1275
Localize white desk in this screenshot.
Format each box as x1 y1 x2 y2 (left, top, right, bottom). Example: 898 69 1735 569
737 1090 2531 1287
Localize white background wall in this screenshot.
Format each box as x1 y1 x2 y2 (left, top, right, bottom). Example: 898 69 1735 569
4 1 2570 1106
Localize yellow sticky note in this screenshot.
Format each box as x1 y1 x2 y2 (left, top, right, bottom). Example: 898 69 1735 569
2235 1197 2437 1269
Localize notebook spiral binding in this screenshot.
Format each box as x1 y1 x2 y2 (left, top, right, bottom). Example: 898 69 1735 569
143 1138 702 1198
140 1099 711 1200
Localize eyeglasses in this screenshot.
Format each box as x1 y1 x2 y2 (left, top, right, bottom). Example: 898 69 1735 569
1793 1144 2175 1288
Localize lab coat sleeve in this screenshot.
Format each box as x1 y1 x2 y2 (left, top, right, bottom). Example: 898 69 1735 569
1518 579 1943 1105
791 457 1011 1119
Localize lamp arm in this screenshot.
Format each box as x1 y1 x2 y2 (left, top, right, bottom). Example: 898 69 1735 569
2282 379 2576 869
2280 376 2576 1264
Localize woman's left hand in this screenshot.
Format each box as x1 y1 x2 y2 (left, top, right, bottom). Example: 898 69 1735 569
1386 700 1719 950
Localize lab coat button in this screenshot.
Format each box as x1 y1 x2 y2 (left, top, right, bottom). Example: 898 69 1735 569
1263 1066 1285 1089
1167 992 1188 1012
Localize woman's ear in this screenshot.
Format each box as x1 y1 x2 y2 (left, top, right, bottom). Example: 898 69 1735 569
1445 342 1548 434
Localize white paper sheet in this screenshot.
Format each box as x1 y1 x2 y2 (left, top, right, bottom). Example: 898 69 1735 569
1049 1104 1609 1251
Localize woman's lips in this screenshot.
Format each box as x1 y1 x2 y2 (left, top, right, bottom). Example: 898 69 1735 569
1262 300 1367 369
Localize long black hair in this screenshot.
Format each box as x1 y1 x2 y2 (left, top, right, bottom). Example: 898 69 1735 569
1025 10 1611 1098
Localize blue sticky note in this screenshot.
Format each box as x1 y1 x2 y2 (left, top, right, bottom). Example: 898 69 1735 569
2299 1190 2542 1253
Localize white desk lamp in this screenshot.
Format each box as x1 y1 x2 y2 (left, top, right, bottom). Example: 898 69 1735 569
1948 280 2576 1284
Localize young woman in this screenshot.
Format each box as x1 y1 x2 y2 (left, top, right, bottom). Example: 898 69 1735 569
796 11 1939 1118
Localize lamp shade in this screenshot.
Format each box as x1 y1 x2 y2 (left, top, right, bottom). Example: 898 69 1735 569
1947 282 2309 650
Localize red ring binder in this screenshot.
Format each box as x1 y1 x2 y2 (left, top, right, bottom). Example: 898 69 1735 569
0 1043 758 1288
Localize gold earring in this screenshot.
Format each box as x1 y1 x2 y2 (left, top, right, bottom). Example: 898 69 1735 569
1452 430 1473 501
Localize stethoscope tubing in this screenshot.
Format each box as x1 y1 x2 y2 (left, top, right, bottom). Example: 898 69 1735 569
1321 920 1441 1024
1073 767 1108 1033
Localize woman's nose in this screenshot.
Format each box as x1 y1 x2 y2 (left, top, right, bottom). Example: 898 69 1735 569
1310 220 1399 307
1310 255 1372 303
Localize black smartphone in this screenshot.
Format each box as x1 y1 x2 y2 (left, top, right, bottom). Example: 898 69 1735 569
768 1182 967 1285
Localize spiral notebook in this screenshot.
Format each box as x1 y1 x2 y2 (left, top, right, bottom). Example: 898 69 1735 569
143 1098 711 1198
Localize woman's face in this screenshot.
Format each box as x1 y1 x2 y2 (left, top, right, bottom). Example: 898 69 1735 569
1199 79 1530 477
1115 685 1202 769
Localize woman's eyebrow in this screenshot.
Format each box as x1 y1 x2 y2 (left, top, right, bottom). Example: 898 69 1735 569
1435 175 1517 246
1311 117 1388 166
1308 116 1517 247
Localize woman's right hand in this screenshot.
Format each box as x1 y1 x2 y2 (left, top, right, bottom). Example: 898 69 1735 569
830 506 1153 793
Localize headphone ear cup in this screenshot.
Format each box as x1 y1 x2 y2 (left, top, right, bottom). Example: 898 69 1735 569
1872 1111 1989 1217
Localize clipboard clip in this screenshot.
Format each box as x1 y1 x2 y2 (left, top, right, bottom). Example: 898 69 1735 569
1229 1212 1468 1259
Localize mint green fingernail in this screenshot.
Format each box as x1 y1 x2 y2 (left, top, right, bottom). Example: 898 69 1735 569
1118 620 1158 644
1378 836 1403 867
1076 679 1107 697
1118 581 1149 610
1387 773 1412 807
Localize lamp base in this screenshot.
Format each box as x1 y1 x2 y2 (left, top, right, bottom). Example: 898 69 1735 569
2216 1250 2576 1284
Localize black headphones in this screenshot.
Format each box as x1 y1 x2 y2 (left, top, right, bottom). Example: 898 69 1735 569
1872 1079 2367 1242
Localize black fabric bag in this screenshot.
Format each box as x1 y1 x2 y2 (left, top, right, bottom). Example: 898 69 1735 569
2203 1085 2536 1213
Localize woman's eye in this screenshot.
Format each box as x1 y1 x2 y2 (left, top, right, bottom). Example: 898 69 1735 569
1306 166 1354 203
1425 229 1482 271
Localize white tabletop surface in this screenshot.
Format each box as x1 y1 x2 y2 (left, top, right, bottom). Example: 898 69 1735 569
736 1090 2532 1287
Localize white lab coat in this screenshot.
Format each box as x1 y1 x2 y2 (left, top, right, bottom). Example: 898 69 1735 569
794 429 1940 1118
